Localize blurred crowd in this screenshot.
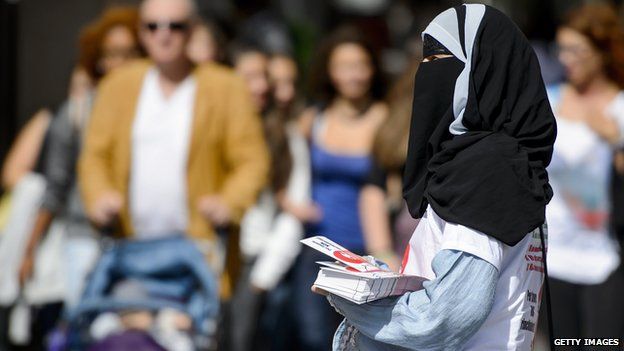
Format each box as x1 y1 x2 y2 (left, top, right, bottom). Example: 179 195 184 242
1 0 624 350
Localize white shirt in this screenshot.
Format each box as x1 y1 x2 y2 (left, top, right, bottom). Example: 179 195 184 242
130 68 196 238
545 86 623 284
402 205 546 351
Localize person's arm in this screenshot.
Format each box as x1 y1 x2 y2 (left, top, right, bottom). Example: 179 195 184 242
215 77 270 224
360 184 399 271
2 109 52 190
602 95 624 146
328 249 498 350
361 159 400 270
19 209 53 285
20 104 78 284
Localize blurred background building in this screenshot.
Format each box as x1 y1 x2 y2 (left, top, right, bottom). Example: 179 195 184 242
2 0 623 163
2 0 624 350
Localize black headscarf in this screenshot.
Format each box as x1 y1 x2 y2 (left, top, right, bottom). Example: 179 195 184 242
403 4 557 246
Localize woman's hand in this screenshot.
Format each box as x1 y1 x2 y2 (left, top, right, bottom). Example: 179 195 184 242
279 194 323 223
89 191 123 227
289 203 323 223
369 252 401 272
311 285 329 296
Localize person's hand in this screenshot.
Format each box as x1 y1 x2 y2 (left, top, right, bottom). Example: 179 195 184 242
372 252 401 272
292 203 323 223
197 195 232 227
378 254 401 273
119 310 153 331
89 191 123 227
282 200 323 223
387 256 401 272
250 283 267 294
159 309 193 331
311 285 329 296
18 249 35 287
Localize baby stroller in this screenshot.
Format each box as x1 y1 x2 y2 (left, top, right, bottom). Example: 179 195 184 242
61 235 220 351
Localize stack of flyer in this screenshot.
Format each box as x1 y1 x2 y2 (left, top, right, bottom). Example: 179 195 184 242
301 236 427 305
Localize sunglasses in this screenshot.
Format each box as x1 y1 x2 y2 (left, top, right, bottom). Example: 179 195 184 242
142 21 190 33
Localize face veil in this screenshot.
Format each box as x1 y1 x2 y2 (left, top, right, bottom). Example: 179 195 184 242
402 4 557 245
411 34 464 151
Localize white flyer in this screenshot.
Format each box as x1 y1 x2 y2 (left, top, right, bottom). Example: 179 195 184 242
301 236 386 273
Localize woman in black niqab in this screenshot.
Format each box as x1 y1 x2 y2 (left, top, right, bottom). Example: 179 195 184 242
403 5 557 246
317 5 557 351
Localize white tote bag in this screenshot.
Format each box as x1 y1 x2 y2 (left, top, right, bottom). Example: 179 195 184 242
0 173 46 306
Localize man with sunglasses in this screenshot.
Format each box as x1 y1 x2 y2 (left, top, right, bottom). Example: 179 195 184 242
78 0 269 298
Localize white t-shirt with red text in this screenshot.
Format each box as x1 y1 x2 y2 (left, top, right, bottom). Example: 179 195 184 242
401 205 546 351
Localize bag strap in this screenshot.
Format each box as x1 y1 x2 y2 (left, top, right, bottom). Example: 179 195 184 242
538 225 555 350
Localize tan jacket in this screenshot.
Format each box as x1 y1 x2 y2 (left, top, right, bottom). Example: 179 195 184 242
78 60 270 295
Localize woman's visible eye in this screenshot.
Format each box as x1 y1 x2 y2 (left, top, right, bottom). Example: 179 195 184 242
423 54 454 62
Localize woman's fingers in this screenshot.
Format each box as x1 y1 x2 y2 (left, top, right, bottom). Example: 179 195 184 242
311 285 329 296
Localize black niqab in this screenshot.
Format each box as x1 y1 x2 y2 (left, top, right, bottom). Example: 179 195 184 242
403 5 557 245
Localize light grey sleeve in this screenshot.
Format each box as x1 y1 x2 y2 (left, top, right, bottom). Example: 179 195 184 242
329 249 499 351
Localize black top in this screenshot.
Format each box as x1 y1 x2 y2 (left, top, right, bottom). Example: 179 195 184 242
366 161 388 190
